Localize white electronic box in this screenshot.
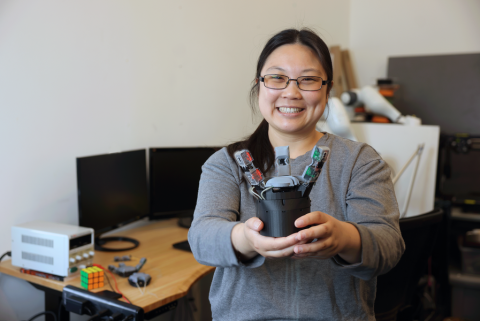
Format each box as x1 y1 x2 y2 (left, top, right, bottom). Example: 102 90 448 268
11 221 94 277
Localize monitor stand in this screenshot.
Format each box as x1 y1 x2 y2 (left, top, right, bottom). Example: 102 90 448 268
94 236 140 252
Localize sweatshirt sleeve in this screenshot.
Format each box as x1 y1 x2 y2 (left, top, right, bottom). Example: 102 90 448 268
332 146 406 280
188 148 263 268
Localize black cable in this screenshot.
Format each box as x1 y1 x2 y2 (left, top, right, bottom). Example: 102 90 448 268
122 292 132 306
57 301 63 321
0 251 11 262
28 311 57 321
103 270 116 293
95 236 139 252
102 272 132 304
85 306 93 315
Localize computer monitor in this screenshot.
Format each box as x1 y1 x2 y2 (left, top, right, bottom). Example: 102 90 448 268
149 147 220 221
387 53 480 135
76 149 149 251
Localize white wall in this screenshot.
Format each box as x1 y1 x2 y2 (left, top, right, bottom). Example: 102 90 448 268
349 0 480 87
0 1 350 319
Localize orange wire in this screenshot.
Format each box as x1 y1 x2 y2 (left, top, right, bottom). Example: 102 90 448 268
93 263 131 304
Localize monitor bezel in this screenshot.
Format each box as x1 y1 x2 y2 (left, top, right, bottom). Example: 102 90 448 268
76 149 150 237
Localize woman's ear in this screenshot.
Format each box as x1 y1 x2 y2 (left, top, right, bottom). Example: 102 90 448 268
255 78 259 84
326 80 334 98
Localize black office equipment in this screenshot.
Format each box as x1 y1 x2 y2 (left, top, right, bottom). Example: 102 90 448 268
437 134 480 210
63 285 143 320
387 53 480 136
77 149 149 251
375 209 443 321
149 147 219 222
172 240 191 252
388 54 480 210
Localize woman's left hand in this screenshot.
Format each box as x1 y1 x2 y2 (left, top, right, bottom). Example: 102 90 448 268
292 211 362 264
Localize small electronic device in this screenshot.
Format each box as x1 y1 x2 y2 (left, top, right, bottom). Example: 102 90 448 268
11 221 94 277
108 257 146 277
114 255 132 262
172 240 191 252
63 285 143 320
128 272 151 287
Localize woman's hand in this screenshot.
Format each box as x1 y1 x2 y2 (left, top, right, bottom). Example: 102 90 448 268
231 217 307 262
292 211 362 264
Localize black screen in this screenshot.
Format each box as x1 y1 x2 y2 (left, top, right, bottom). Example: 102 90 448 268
387 53 480 135
149 147 219 218
77 150 149 234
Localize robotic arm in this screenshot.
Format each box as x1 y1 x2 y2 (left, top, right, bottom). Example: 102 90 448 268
341 85 405 124
320 97 358 141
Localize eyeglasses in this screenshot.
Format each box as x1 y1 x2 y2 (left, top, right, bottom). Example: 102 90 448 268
260 74 330 91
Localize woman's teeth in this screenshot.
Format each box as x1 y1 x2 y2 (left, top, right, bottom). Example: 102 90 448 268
278 107 303 113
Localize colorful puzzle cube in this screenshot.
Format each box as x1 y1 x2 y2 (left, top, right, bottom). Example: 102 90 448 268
80 266 104 290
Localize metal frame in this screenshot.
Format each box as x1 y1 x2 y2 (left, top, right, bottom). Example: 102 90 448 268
260 74 330 91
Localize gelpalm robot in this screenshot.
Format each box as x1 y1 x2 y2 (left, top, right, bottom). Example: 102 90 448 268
234 146 329 237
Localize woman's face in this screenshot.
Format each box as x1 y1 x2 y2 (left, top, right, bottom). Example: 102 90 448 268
258 43 328 137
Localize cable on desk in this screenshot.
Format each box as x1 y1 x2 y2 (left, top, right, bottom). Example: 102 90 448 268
28 311 57 321
93 263 131 304
85 306 93 315
0 251 11 262
103 268 116 293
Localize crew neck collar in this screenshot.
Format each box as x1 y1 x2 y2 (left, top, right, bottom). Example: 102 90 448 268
290 132 329 162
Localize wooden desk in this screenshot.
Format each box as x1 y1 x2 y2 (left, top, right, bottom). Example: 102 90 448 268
0 218 214 319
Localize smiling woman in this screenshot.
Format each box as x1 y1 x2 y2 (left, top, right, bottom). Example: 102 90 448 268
188 28 405 321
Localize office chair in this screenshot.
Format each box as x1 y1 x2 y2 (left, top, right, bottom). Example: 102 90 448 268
375 208 444 321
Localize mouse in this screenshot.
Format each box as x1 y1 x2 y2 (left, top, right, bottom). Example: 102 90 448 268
128 272 151 287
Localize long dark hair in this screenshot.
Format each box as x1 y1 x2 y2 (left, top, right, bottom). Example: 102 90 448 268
227 28 333 174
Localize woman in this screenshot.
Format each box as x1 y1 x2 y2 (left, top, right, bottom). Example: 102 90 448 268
188 28 405 321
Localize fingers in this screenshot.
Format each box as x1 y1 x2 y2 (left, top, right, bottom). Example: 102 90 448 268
245 217 264 232
251 232 299 252
295 211 329 228
264 238 310 258
293 237 340 258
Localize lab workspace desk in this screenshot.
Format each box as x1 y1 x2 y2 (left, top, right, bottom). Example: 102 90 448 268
0 218 215 320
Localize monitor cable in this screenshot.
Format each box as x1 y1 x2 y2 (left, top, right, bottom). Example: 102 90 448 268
0 251 11 262
28 311 57 321
95 236 139 252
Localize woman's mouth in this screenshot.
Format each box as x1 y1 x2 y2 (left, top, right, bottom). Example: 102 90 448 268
277 107 305 114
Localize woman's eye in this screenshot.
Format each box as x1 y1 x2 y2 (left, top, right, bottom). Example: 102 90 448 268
301 77 319 83
268 75 286 82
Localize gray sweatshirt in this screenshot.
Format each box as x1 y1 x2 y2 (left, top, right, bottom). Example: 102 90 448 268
188 133 405 321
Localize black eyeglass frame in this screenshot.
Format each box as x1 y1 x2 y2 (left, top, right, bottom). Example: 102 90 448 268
259 74 331 91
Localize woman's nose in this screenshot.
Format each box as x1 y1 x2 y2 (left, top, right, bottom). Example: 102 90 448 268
282 80 302 99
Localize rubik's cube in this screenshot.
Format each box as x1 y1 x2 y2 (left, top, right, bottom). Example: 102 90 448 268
80 267 104 290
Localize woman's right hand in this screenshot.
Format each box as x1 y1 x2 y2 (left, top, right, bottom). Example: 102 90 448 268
231 217 304 261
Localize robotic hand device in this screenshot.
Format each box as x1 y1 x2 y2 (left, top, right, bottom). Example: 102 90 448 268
234 146 329 237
